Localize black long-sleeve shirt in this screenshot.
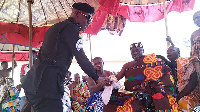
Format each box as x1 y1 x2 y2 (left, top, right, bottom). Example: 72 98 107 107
22 17 98 98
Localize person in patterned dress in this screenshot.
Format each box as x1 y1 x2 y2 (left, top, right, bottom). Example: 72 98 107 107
158 35 200 111
69 73 90 112
2 87 20 112
173 35 200 111
104 42 179 112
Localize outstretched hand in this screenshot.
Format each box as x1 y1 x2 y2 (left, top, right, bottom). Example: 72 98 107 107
166 36 174 46
166 36 172 42
97 77 113 87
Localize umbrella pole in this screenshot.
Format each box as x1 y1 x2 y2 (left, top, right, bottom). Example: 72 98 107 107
12 45 15 80
27 0 33 67
28 1 35 112
163 0 170 48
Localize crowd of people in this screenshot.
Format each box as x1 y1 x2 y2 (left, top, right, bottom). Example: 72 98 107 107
0 2 199 112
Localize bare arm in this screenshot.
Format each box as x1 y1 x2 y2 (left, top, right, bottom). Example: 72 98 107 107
68 83 77 101
177 71 198 101
116 63 127 81
87 77 104 93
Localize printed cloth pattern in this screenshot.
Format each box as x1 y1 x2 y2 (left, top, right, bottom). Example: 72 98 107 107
177 57 200 111
2 87 20 112
72 82 90 112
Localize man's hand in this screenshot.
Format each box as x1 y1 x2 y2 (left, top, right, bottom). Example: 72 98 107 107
166 36 174 46
96 77 113 86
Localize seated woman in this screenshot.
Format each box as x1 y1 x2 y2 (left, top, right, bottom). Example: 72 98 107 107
104 42 179 112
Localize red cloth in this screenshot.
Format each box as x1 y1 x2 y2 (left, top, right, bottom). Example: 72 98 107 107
85 0 195 35
98 0 121 16
118 0 195 22
0 22 50 48
0 21 28 37
0 51 29 61
84 6 108 35
152 93 164 99
85 0 121 35
20 64 29 75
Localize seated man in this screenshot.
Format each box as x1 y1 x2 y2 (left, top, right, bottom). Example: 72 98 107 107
68 73 90 112
159 37 200 111
0 59 17 112
86 57 113 112
104 42 179 112
0 60 17 78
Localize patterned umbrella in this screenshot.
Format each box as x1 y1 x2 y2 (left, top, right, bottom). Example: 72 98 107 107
0 0 99 27
0 0 100 66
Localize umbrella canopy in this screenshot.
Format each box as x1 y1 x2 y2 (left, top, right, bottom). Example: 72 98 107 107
0 0 100 27
0 0 195 35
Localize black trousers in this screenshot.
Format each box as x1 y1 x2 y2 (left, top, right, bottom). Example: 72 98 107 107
26 92 63 112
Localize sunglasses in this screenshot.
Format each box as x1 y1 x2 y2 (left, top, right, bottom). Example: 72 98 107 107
78 11 92 22
130 42 143 49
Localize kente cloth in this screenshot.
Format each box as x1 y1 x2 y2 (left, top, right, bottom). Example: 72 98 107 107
2 87 20 112
104 53 179 112
176 57 200 111
62 85 72 112
72 82 90 112
101 14 127 36
86 90 104 112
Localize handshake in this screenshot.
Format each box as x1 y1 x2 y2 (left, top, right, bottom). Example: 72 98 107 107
97 76 114 87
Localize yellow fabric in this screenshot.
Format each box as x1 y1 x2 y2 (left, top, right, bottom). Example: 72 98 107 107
167 95 180 112
116 96 134 112
143 53 163 81
176 57 200 111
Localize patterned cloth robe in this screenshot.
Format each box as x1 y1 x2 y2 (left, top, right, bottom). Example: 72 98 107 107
85 89 104 112
71 82 90 112
104 53 179 112
176 57 200 112
2 87 20 112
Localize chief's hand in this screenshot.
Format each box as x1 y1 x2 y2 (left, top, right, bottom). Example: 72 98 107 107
97 77 112 86
104 77 113 86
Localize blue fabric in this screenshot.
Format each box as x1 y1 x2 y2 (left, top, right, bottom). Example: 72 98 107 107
86 89 104 112
20 96 26 111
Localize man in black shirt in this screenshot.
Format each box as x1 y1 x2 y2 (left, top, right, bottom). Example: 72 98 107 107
22 3 107 112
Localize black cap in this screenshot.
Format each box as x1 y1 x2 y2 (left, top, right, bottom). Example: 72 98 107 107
72 2 95 14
